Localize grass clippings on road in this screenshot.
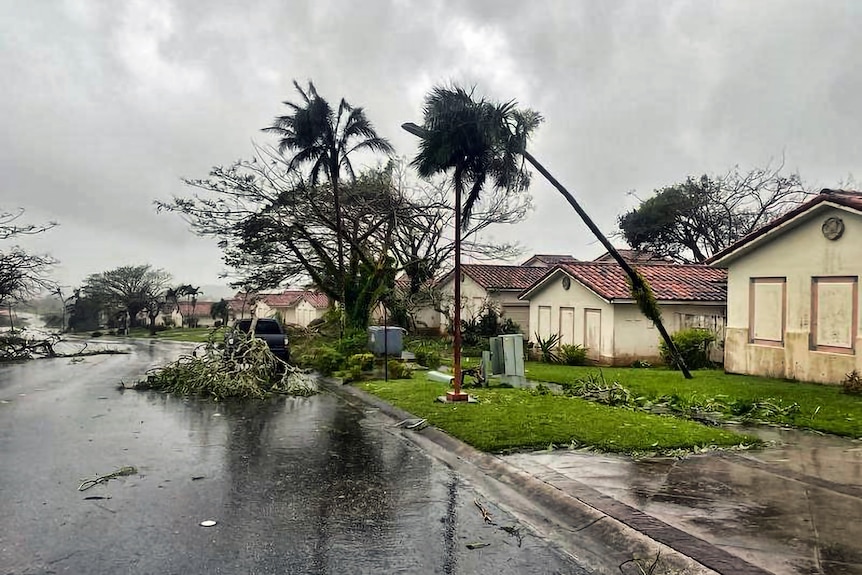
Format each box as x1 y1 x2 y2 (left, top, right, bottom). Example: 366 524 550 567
359 376 756 454
523 363 862 438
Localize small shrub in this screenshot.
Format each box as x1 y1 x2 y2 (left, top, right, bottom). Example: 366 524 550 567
534 332 561 364
214 320 223 328
91 331 103 338
348 353 375 371
309 345 346 376
843 369 862 395
336 330 369 356
631 359 652 368
531 383 553 396
387 360 412 379
659 327 716 370
559 344 588 366
413 348 442 369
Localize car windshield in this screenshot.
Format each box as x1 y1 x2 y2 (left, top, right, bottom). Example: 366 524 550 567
236 319 281 335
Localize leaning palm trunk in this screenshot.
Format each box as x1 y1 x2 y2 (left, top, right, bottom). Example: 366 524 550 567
522 151 692 379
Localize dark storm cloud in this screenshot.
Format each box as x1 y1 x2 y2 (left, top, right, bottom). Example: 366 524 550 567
1 0 860 287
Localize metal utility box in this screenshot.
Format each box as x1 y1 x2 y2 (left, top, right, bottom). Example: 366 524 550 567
367 326 403 356
489 337 505 375
500 334 525 377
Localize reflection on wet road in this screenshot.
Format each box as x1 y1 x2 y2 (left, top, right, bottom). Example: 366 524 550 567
0 341 584 574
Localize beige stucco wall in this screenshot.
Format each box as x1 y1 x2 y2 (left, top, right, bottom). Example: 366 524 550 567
525 272 615 363
723 206 862 384
435 275 528 333
613 303 726 365
295 300 324 327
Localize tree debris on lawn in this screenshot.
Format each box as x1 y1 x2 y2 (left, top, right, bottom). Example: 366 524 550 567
561 372 800 426
78 466 138 491
127 330 317 400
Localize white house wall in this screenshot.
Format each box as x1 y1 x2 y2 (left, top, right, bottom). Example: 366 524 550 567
436 275 530 334
526 273 615 362
295 300 324 327
724 206 862 384
613 303 726 365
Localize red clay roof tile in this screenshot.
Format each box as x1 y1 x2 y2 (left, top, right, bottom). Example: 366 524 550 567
523 262 727 302
455 264 548 290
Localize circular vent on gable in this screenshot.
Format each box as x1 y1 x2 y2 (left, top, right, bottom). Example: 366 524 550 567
562 276 571 290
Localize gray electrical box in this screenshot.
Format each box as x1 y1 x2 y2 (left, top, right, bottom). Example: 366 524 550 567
500 334 525 377
367 326 403 356
489 336 505 375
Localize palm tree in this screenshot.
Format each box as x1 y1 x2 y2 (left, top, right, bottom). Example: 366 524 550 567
404 86 691 380
263 81 394 330
404 87 539 398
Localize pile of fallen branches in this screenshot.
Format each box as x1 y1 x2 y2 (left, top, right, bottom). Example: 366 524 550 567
0 332 59 361
0 332 129 362
131 330 317 399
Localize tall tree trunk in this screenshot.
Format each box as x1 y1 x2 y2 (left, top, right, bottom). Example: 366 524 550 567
522 151 692 379
331 156 346 338
451 169 464 397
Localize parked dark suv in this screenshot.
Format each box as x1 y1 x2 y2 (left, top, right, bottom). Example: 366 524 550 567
227 318 290 363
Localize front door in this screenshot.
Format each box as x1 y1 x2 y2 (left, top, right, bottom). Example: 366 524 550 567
584 308 601 360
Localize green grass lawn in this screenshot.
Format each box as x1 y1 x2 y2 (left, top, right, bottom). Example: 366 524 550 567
359 376 756 454
125 327 226 343
524 362 862 437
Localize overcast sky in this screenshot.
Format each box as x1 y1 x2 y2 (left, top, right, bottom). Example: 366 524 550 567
3 0 860 296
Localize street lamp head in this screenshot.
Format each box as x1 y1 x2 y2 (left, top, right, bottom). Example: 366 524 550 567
401 122 428 139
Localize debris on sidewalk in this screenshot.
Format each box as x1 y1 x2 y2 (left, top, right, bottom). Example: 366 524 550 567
474 498 493 524
199 520 217 527
393 418 428 431
466 542 490 550
78 466 138 491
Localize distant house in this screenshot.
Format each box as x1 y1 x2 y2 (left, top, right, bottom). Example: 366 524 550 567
521 254 579 267
436 264 548 335
173 301 215 327
707 189 862 385
593 249 671 264
232 290 330 327
149 301 216 328
520 262 727 365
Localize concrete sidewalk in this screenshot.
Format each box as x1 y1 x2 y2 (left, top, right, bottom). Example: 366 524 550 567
505 425 862 575
334 382 862 575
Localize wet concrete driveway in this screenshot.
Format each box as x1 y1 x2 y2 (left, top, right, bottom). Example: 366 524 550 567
506 425 862 575
0 341 585 574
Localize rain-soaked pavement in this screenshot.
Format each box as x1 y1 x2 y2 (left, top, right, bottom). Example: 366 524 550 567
0 340 585 575
506 426 862 575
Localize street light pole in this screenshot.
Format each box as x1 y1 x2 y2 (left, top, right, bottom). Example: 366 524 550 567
401 122 468 401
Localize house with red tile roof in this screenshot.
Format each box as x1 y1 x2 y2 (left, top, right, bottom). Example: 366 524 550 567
436 264 549 335
520 262 727 365
230 290 330 327
593 249 671 264
521 254 579 267
707 189 862 384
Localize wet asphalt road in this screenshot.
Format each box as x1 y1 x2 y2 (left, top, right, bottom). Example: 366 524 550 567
0 340 586 575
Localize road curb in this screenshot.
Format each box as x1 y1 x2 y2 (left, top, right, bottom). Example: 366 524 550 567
325 380 775 575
